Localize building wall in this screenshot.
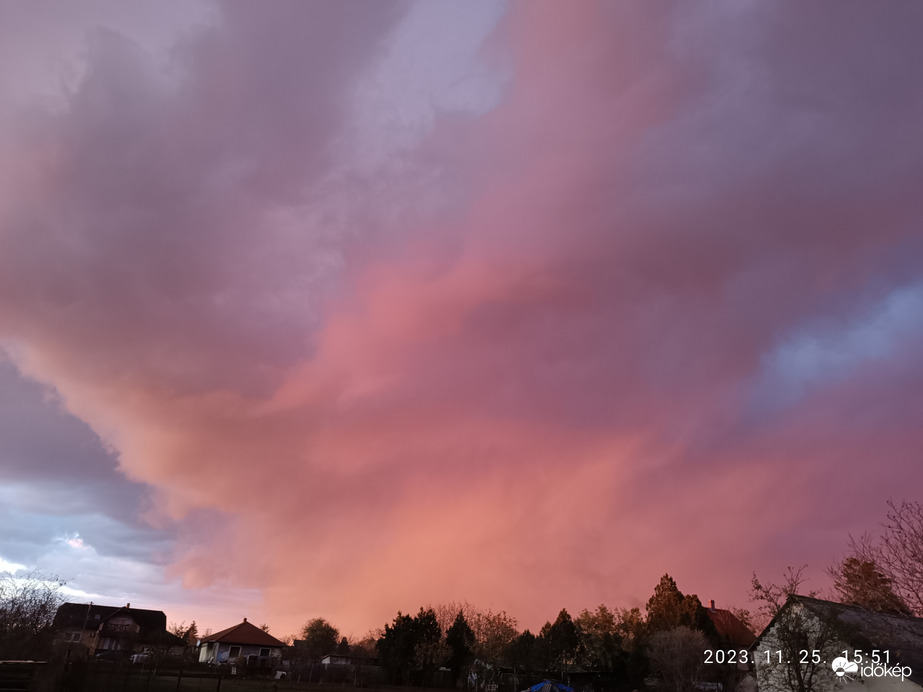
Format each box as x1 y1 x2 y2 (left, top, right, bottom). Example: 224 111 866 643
754 606 840 692
59 629 97 651
754 603 922 692
198 642 281 664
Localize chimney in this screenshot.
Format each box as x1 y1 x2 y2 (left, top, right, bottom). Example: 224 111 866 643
709 600 715 610
243 617 248 623
126 603 130 608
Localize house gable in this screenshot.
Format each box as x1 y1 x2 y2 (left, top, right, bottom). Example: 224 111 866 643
752 596 923 689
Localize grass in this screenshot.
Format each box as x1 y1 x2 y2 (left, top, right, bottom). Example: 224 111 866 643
80 671 433 692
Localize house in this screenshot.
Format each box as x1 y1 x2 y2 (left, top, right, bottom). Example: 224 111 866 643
752 595 923 691
197 618 284 665
53 602 184 656
704 600 756 649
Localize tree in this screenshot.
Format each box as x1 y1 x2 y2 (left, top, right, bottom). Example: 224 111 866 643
0 571 65 660
645 574 714 636
826 556 911 615
412 608 444 686
185 621 199 645
428 602 518 673
169 620 199 645
430 601 477 635
575 605 623 672
469 607 518 667
749 565 814 631
351 632 380 659
614 606 647 685
505 630 537 675
539 609 580 678
300 618 340 659
846 500 923 616
646 626 707 692
377 608 444 686
613 606 645 651
445 611 475 685
378 612 417 684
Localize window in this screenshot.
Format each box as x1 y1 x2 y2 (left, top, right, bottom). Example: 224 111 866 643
229 646 241 659
260 648 270 657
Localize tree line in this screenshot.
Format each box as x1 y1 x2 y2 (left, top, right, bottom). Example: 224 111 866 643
300 576 711 689
293 499 923 690
3 498 922 691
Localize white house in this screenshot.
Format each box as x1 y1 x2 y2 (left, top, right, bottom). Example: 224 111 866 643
752 596 923 692
197 618 284 666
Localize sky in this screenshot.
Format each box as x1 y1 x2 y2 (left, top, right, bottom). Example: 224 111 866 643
1 0 922 641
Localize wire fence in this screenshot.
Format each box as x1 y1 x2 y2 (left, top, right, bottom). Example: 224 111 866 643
2 659 374 692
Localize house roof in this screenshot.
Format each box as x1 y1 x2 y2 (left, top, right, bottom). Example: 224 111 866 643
53 602 167 632
202 619 285 647
705 606 756 648
754 595 923 684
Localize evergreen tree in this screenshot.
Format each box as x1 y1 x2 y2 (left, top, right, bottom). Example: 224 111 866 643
645 574 714 636
377 612 417 685
505 630 537 675
377 608 444 686
539 609 580 677
829 557 911 615
445 611 475 684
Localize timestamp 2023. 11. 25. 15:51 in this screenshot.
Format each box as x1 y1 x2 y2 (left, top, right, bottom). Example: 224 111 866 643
703 649 896 666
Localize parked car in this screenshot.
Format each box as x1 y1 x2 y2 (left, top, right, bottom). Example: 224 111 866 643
95 650 129 662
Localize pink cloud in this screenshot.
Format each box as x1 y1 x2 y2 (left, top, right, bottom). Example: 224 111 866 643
1 1 923 636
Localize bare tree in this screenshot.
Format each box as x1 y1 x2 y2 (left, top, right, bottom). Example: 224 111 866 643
750 565 814 631
0 571 66 659
846 500 923 616
429 601 518 684
646 626 707 692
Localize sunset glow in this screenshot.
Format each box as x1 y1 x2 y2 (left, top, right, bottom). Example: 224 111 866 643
1 1 922 641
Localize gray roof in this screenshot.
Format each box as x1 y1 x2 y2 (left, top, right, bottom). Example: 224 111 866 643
53 603 167 632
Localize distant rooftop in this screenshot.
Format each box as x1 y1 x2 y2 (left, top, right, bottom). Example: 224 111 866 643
53 602 167 632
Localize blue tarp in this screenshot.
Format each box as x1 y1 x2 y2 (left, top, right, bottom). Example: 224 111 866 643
526 681 574 692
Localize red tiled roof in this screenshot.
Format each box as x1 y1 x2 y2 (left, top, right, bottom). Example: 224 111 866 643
203 620 285 647
706 608 756 648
